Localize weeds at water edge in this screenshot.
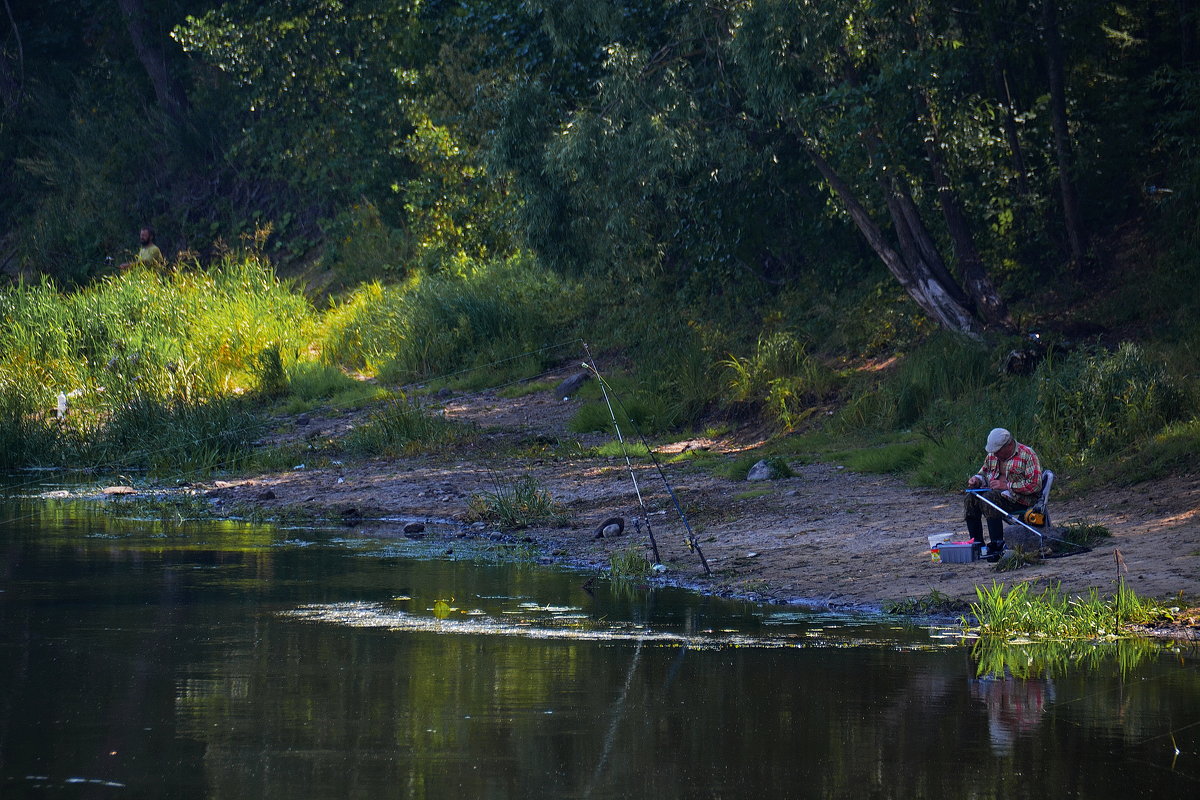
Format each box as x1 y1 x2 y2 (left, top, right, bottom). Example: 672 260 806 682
466 474 561 530
966 580 1175 639
609 545 653 579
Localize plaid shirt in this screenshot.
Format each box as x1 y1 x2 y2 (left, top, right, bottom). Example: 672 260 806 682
976 442 1042 506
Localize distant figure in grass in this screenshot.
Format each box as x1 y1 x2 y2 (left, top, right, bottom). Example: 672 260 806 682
964 428 1042 561
119 226 165 270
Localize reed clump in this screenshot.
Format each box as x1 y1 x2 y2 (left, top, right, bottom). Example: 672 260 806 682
466 474 560 530
967 580 1176 640
609 545 653 579
344 396 474 457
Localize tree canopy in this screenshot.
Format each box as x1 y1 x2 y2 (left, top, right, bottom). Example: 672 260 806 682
1 0 1197 335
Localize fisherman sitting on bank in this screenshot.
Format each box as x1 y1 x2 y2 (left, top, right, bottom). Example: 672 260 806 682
965 428 1042 560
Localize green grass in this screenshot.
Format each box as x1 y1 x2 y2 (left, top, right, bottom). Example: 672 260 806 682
344 397 474 457
280 361 384 413
569 394 675 436
466 474 561 530
498 379 558 399
589 440 652 459
840 441 926 474
609 545 653 578
883 589 968 615
1098 418 1200 485
720 330 841 430
1056 520 1112 550
319 254 583 386
0 251 315 472
966 580 1175 639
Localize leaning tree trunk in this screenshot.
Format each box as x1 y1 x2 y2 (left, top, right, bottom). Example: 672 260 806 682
117 0 189 122
1042 0 1088 270
805 146 982 337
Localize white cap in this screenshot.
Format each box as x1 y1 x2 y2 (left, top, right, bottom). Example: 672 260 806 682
985 428 1012 453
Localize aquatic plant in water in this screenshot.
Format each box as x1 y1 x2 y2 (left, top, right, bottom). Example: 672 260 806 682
966 580 1175 640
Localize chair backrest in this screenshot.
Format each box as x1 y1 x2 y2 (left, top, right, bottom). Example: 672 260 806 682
1034 470 1055 525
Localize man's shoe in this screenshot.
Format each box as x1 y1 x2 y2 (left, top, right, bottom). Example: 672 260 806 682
985 541 1005 561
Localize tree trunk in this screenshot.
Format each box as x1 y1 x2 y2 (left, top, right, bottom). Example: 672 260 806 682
1 0 22 113
1042 0 1088 269
921 94 1014 331
1180 0 1197 66
116 0 189 121
990 54 1030 197
805 145 982 337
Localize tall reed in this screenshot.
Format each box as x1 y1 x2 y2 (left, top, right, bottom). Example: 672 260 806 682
0 252 316 471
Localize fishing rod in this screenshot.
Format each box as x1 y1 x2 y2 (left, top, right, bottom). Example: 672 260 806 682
581 346 661 566
581 345 711 576
965 488 1089 554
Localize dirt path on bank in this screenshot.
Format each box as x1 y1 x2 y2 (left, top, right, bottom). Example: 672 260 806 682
198 369 1200 616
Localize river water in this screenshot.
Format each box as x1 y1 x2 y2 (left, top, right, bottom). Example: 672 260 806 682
1 493 1197 798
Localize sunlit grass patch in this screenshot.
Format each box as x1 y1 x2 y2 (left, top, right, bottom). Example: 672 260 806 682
0 252 315 471
665 448 720 465
319 254 582 386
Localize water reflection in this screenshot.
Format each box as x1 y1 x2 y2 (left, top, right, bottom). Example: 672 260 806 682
1 498 1199 799
969 675 1056 755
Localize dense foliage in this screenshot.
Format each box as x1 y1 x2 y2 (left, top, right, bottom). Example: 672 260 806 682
1 1 1198 483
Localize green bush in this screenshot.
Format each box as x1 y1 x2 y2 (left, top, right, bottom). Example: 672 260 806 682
1035 343 1188 467
721 331 839 429
321 254 582 386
